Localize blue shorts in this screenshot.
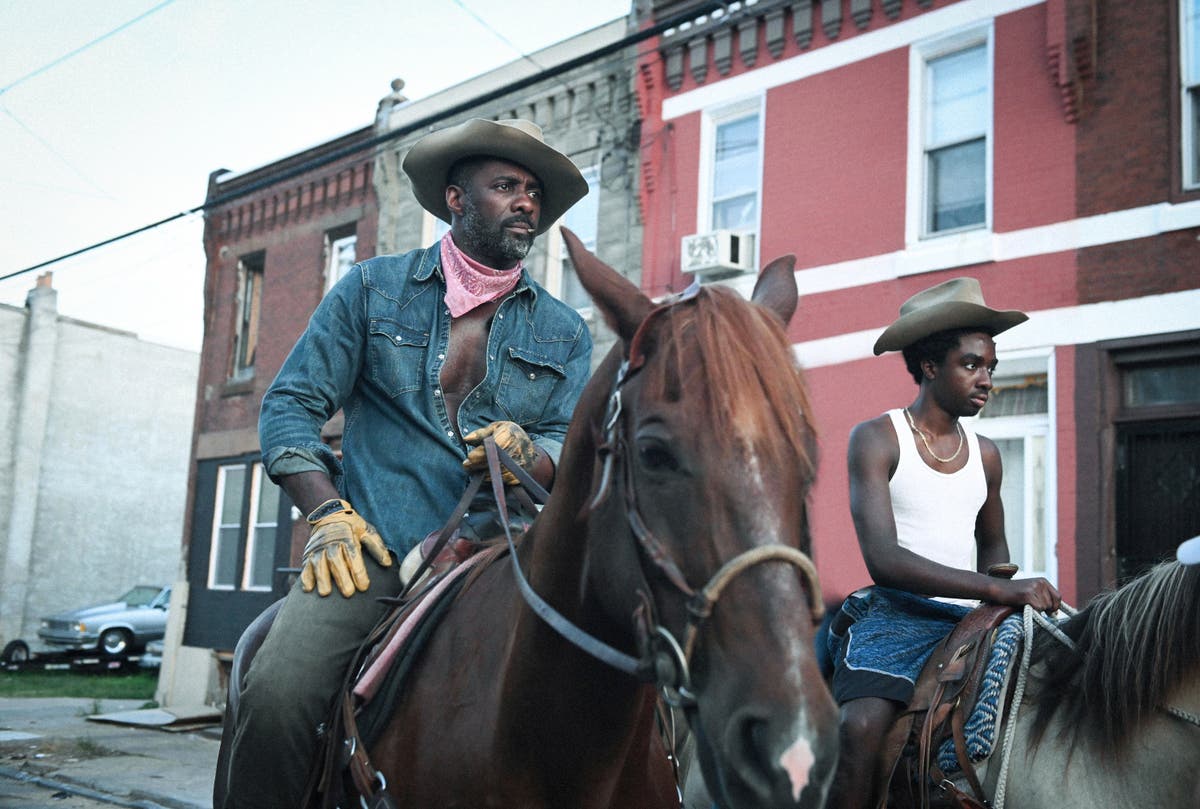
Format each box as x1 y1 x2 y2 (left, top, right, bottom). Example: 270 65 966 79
826 586 971 705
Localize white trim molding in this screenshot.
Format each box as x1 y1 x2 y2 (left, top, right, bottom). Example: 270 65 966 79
662 0 1045 121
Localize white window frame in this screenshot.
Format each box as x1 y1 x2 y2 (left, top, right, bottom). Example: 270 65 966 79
207 462 278 592
906 24 994 246
1182 0 1200 189
696 95 765 240
963 347 1057 585
324 231 358 293
546 165 600 313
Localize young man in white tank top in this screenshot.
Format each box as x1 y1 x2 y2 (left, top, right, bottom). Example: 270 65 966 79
825 278 1062 809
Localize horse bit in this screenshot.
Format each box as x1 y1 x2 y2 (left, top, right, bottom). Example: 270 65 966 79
489 295 825 708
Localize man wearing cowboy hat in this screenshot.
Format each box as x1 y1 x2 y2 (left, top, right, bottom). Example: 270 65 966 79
219 118 593 808
824 278 1062 809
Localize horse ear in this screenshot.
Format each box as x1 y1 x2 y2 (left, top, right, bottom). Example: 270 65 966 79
750 254 799 326
562 227 654 342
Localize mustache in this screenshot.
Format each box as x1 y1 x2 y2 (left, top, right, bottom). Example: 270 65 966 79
502 215 535 230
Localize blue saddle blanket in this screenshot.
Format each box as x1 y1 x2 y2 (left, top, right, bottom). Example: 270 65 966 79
936 614 1024 772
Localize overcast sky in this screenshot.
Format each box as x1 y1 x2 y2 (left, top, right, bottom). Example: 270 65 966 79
0 0 631 350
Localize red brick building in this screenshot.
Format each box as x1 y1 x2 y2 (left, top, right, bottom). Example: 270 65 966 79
162 126 378 702
633 0 1200 606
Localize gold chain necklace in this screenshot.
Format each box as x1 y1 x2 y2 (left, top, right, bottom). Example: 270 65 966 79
904 408 964 464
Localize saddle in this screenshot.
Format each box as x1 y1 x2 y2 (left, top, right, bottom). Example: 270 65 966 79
879 566 1021 809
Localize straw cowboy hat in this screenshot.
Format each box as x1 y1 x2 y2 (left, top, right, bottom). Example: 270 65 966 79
873 277 1028 355
402 118 588 236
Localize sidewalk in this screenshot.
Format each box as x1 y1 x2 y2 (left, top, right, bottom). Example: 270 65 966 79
0 698 221 809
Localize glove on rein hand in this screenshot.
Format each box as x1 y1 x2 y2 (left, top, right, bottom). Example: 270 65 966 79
301 499 392 598
462 421 539 486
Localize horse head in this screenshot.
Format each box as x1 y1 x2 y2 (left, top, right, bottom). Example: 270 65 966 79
559 228 838 809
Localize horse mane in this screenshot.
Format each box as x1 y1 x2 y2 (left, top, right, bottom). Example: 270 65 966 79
1027 560 1200 755
638 284 818 488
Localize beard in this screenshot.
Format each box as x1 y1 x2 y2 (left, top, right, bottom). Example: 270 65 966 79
459 196 535 267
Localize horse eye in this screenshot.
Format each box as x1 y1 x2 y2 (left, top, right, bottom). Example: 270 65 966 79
638 442 678 472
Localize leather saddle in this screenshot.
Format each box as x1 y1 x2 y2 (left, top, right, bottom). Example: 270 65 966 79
879 565 1021 809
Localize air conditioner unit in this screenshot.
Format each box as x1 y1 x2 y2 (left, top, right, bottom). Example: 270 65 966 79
680 230 756 277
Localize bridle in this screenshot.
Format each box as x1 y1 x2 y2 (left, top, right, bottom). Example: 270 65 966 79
488 294 824 708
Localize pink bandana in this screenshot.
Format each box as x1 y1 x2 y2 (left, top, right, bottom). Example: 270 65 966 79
440 234 523 317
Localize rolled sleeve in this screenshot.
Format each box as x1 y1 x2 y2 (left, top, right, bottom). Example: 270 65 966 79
258 267 366 486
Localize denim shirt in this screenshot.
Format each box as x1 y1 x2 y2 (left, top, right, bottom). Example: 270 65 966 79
259 243 592 556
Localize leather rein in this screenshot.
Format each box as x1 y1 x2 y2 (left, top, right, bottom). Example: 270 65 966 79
487 296 824 708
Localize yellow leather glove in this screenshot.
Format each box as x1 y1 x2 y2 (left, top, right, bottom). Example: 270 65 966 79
300 499 392 598
462 421 540 486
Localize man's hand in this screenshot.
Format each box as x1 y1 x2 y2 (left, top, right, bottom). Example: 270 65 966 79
301 499 392 598
462 421 539 486
990 576 1061 613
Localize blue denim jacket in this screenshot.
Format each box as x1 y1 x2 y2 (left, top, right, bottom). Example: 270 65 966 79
259 243 592 556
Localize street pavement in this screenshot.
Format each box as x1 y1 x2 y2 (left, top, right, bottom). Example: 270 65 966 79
0 698 220 809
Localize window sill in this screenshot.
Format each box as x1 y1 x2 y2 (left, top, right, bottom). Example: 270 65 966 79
898 228 994 278
222 376 256 397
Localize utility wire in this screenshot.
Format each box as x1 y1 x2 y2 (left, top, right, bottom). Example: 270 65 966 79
3 0 729 283
1 104 115 198
0 0 180 97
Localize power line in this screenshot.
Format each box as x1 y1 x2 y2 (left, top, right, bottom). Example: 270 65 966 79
1 103 115 198
0 0 181 97
3 0 728 283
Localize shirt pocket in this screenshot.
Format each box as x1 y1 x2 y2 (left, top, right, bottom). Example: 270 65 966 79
496 346 567 425
368 318 429 397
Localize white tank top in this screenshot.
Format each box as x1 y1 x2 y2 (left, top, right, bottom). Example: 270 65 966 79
886 409 986 577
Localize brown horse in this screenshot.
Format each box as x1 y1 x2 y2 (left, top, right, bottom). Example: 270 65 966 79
215 231 838 808
357 232 837 808
941 559 1200 808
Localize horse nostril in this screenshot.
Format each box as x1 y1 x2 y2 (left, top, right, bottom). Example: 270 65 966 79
724 708 776 800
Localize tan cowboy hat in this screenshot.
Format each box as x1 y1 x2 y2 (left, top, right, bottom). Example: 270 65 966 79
402 118 588 236
873 277 1028 355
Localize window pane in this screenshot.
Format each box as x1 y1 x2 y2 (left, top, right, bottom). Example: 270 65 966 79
1187 0 1200 82
713 193 758 231
929 46 987 146
257 473 280 522
994 437 1026 568
246 526 276 589
234 254 264 375
1028 434 1046 572
712 114 760 223
1123 359 1200 407
560 166 599 310
328 234 357 288
220 467 246 523
214 527 240 586
928 139 985 231
1192 87 1200 185
981 373 1048 417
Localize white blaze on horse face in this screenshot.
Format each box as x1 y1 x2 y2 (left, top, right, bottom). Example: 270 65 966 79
742 443 828 803
778 734 815 802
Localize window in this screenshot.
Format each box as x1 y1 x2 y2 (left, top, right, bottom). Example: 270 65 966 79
208 462 281 591
699 97 763 238
1183 0 1200 188
232 252 264 380
557 165 599 310
911 29 992 239
966 351 1055 583
324 226 357 293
